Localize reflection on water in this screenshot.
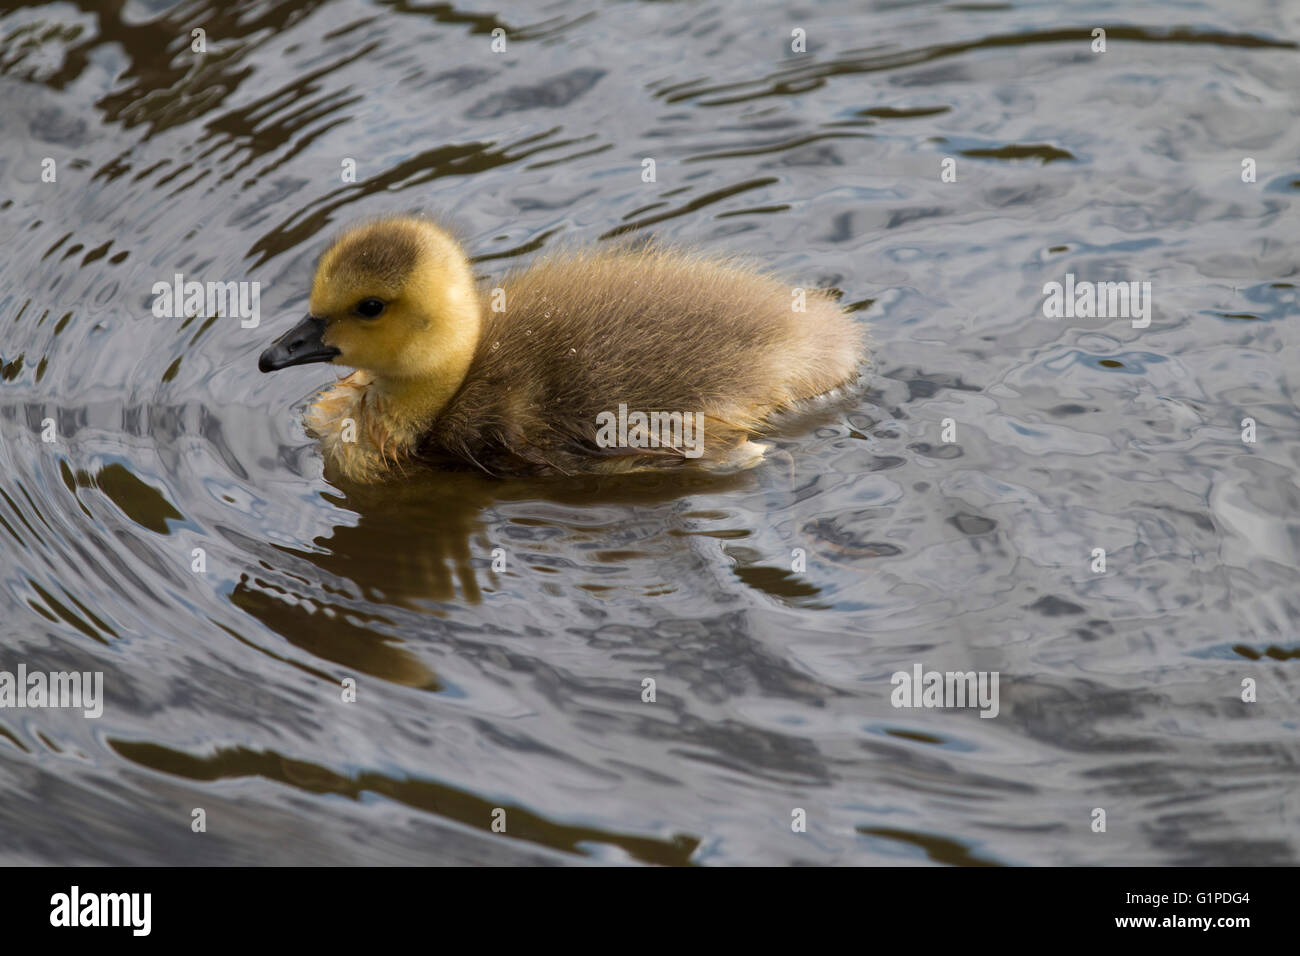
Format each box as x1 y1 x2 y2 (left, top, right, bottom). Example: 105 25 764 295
1 0 1298 865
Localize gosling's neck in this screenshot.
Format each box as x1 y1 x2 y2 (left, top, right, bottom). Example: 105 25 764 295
368 303 481 437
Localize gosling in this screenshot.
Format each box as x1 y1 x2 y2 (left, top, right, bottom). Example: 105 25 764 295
258 215 864 483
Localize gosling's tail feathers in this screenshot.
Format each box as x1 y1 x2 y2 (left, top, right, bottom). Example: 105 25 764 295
771 295 867 405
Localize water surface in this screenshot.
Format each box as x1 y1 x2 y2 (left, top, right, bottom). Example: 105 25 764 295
1 0 1298 865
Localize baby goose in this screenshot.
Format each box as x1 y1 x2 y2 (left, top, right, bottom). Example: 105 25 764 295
259 215 864 482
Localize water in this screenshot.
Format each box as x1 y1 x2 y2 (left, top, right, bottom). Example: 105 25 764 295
1 0 1297 865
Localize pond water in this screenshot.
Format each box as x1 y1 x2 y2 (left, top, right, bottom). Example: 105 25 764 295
1 0 1297 865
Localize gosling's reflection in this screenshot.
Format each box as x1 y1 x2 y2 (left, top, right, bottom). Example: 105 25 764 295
232 466 751 689
229 470 495 690
302 470 500 606
320 466 755 602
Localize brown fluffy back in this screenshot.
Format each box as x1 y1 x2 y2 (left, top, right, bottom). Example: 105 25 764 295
419 246 864 475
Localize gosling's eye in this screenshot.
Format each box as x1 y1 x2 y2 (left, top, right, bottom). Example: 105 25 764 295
355 298 385 319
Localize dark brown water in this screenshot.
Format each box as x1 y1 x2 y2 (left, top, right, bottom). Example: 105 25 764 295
1 0 1298 865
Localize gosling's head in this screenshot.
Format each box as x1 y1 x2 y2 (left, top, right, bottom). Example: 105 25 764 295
259 216 481 384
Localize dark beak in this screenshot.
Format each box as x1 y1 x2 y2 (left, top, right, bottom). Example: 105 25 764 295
258 315 340 373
